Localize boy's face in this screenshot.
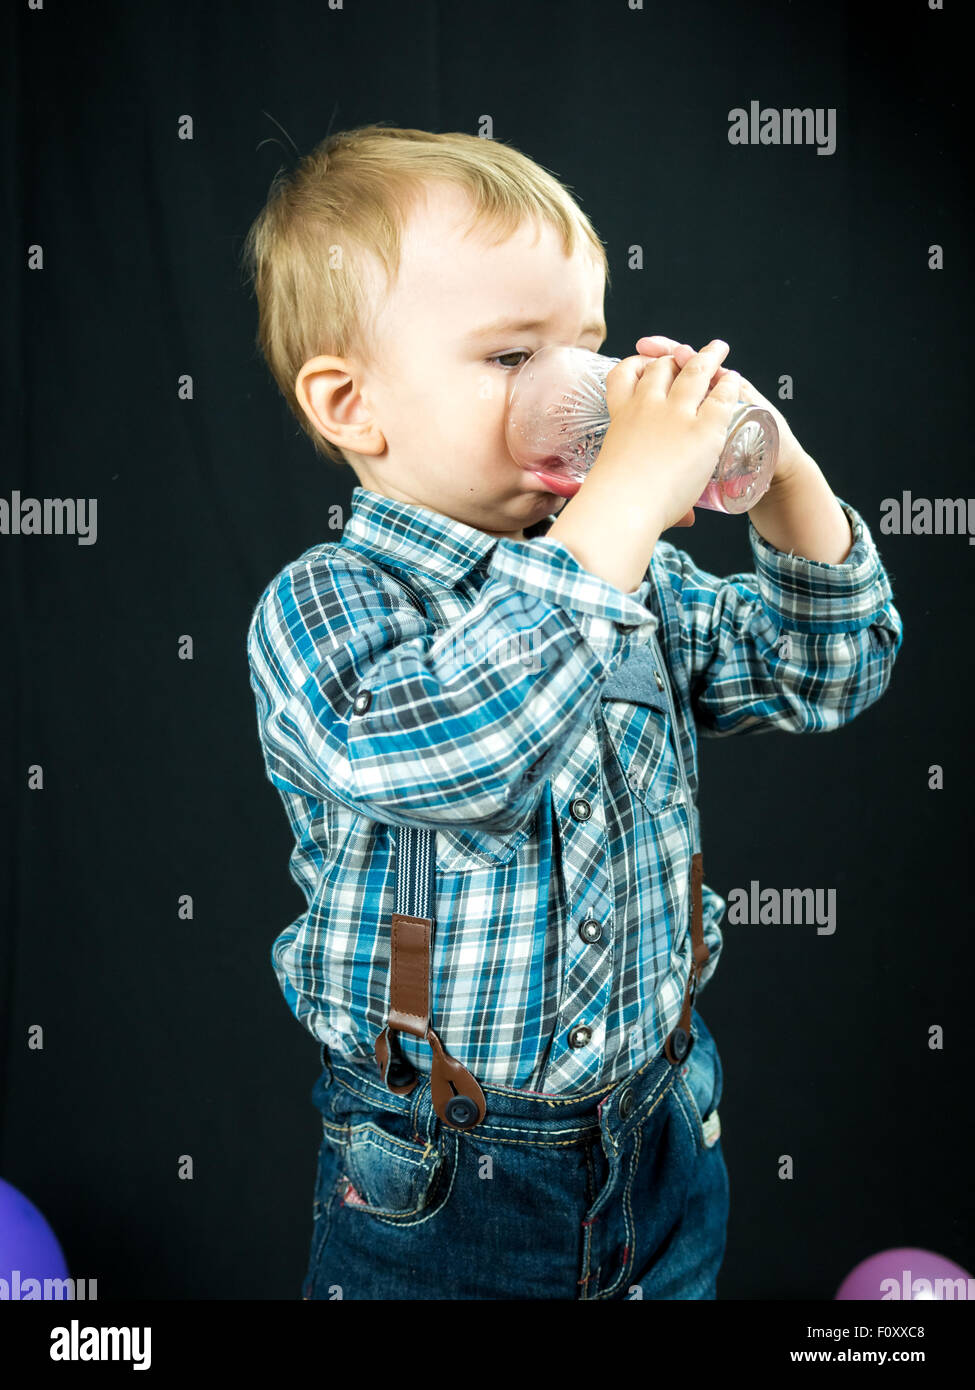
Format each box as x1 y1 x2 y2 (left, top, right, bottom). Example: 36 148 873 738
338 182 607 541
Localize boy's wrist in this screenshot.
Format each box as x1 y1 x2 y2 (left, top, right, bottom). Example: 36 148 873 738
546 496 663 594
769 443 818 492
747 453 855 564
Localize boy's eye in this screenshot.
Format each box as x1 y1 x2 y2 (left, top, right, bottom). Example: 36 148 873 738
489 350 533 370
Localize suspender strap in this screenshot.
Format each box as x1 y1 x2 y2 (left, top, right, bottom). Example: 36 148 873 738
373 824 486 1131
370 575 486 1130
664 849 709 1064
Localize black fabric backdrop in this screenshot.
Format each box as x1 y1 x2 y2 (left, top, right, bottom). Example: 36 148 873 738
2 0 971 1301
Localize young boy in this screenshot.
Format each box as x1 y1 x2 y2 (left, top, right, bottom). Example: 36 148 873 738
243 125 903 1301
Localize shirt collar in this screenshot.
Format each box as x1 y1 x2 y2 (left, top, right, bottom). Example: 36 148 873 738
338 486 555 588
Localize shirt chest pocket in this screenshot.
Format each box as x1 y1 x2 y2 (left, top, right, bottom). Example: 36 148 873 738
599 644 685 814
435 820 535 872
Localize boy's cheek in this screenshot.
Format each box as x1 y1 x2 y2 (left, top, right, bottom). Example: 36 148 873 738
473 368 507 407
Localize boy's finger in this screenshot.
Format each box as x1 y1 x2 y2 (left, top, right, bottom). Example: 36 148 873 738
679 348 732 389
659 343 723 393
635 334 681 355
667 341 731 409
605 352 675 413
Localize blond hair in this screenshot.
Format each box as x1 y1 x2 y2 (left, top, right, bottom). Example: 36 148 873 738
240 123 610 466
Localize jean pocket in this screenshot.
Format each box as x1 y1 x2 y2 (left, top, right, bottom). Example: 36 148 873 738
322 1086 448 1221
675 1015 724 1153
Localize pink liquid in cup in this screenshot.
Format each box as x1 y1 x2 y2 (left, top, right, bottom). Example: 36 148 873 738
504 345 778 514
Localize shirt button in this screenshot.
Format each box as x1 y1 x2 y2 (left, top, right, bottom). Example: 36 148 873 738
579 918 603 944
570 798 592 821
353 690 372 714
653 668 665 690
568 1025 592 1049
618 1086 635 1119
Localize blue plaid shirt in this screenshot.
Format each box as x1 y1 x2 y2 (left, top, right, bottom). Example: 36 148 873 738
247 485 903 1093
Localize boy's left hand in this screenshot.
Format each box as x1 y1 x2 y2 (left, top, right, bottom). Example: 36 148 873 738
634 335 809 487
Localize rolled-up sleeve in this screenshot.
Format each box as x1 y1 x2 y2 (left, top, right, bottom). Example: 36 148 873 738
247 537 661 833
659 497 904 736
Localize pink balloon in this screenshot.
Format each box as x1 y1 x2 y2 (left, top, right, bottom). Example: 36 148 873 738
836 1247 973 1300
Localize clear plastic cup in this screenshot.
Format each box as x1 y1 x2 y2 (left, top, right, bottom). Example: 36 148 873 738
504 345 778 514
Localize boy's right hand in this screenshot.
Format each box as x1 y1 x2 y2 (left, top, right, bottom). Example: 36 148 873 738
597 341 741 531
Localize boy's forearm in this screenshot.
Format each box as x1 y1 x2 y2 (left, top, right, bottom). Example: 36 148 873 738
747 451 854 564
545 466 664 594
546 448 854 591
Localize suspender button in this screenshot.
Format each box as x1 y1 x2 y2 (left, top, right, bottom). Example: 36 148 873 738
386 1057 416 1088
445 1095 479 1128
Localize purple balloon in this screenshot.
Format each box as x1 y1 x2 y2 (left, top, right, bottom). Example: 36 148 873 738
0 1177 69 1298
836 1247 973 1300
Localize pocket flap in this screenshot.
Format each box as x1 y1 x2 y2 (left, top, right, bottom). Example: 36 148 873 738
600 644 669 712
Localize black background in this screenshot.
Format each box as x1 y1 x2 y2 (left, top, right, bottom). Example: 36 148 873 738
2 0 971 1301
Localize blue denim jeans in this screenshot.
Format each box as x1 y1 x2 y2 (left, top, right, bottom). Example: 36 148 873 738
301 1007 729 1300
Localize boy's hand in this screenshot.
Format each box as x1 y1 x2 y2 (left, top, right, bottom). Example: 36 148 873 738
597 341 743 533
634 335 808 488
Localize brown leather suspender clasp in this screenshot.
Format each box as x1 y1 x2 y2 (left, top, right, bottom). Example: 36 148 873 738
374 910 486 1130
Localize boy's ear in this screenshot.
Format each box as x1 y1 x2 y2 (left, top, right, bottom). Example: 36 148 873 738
294 355 386 455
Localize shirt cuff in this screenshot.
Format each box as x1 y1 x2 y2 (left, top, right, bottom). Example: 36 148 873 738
486 535 659 635
746 496 895 633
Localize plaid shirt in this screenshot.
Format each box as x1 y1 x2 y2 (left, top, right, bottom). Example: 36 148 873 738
247 485 903 1093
